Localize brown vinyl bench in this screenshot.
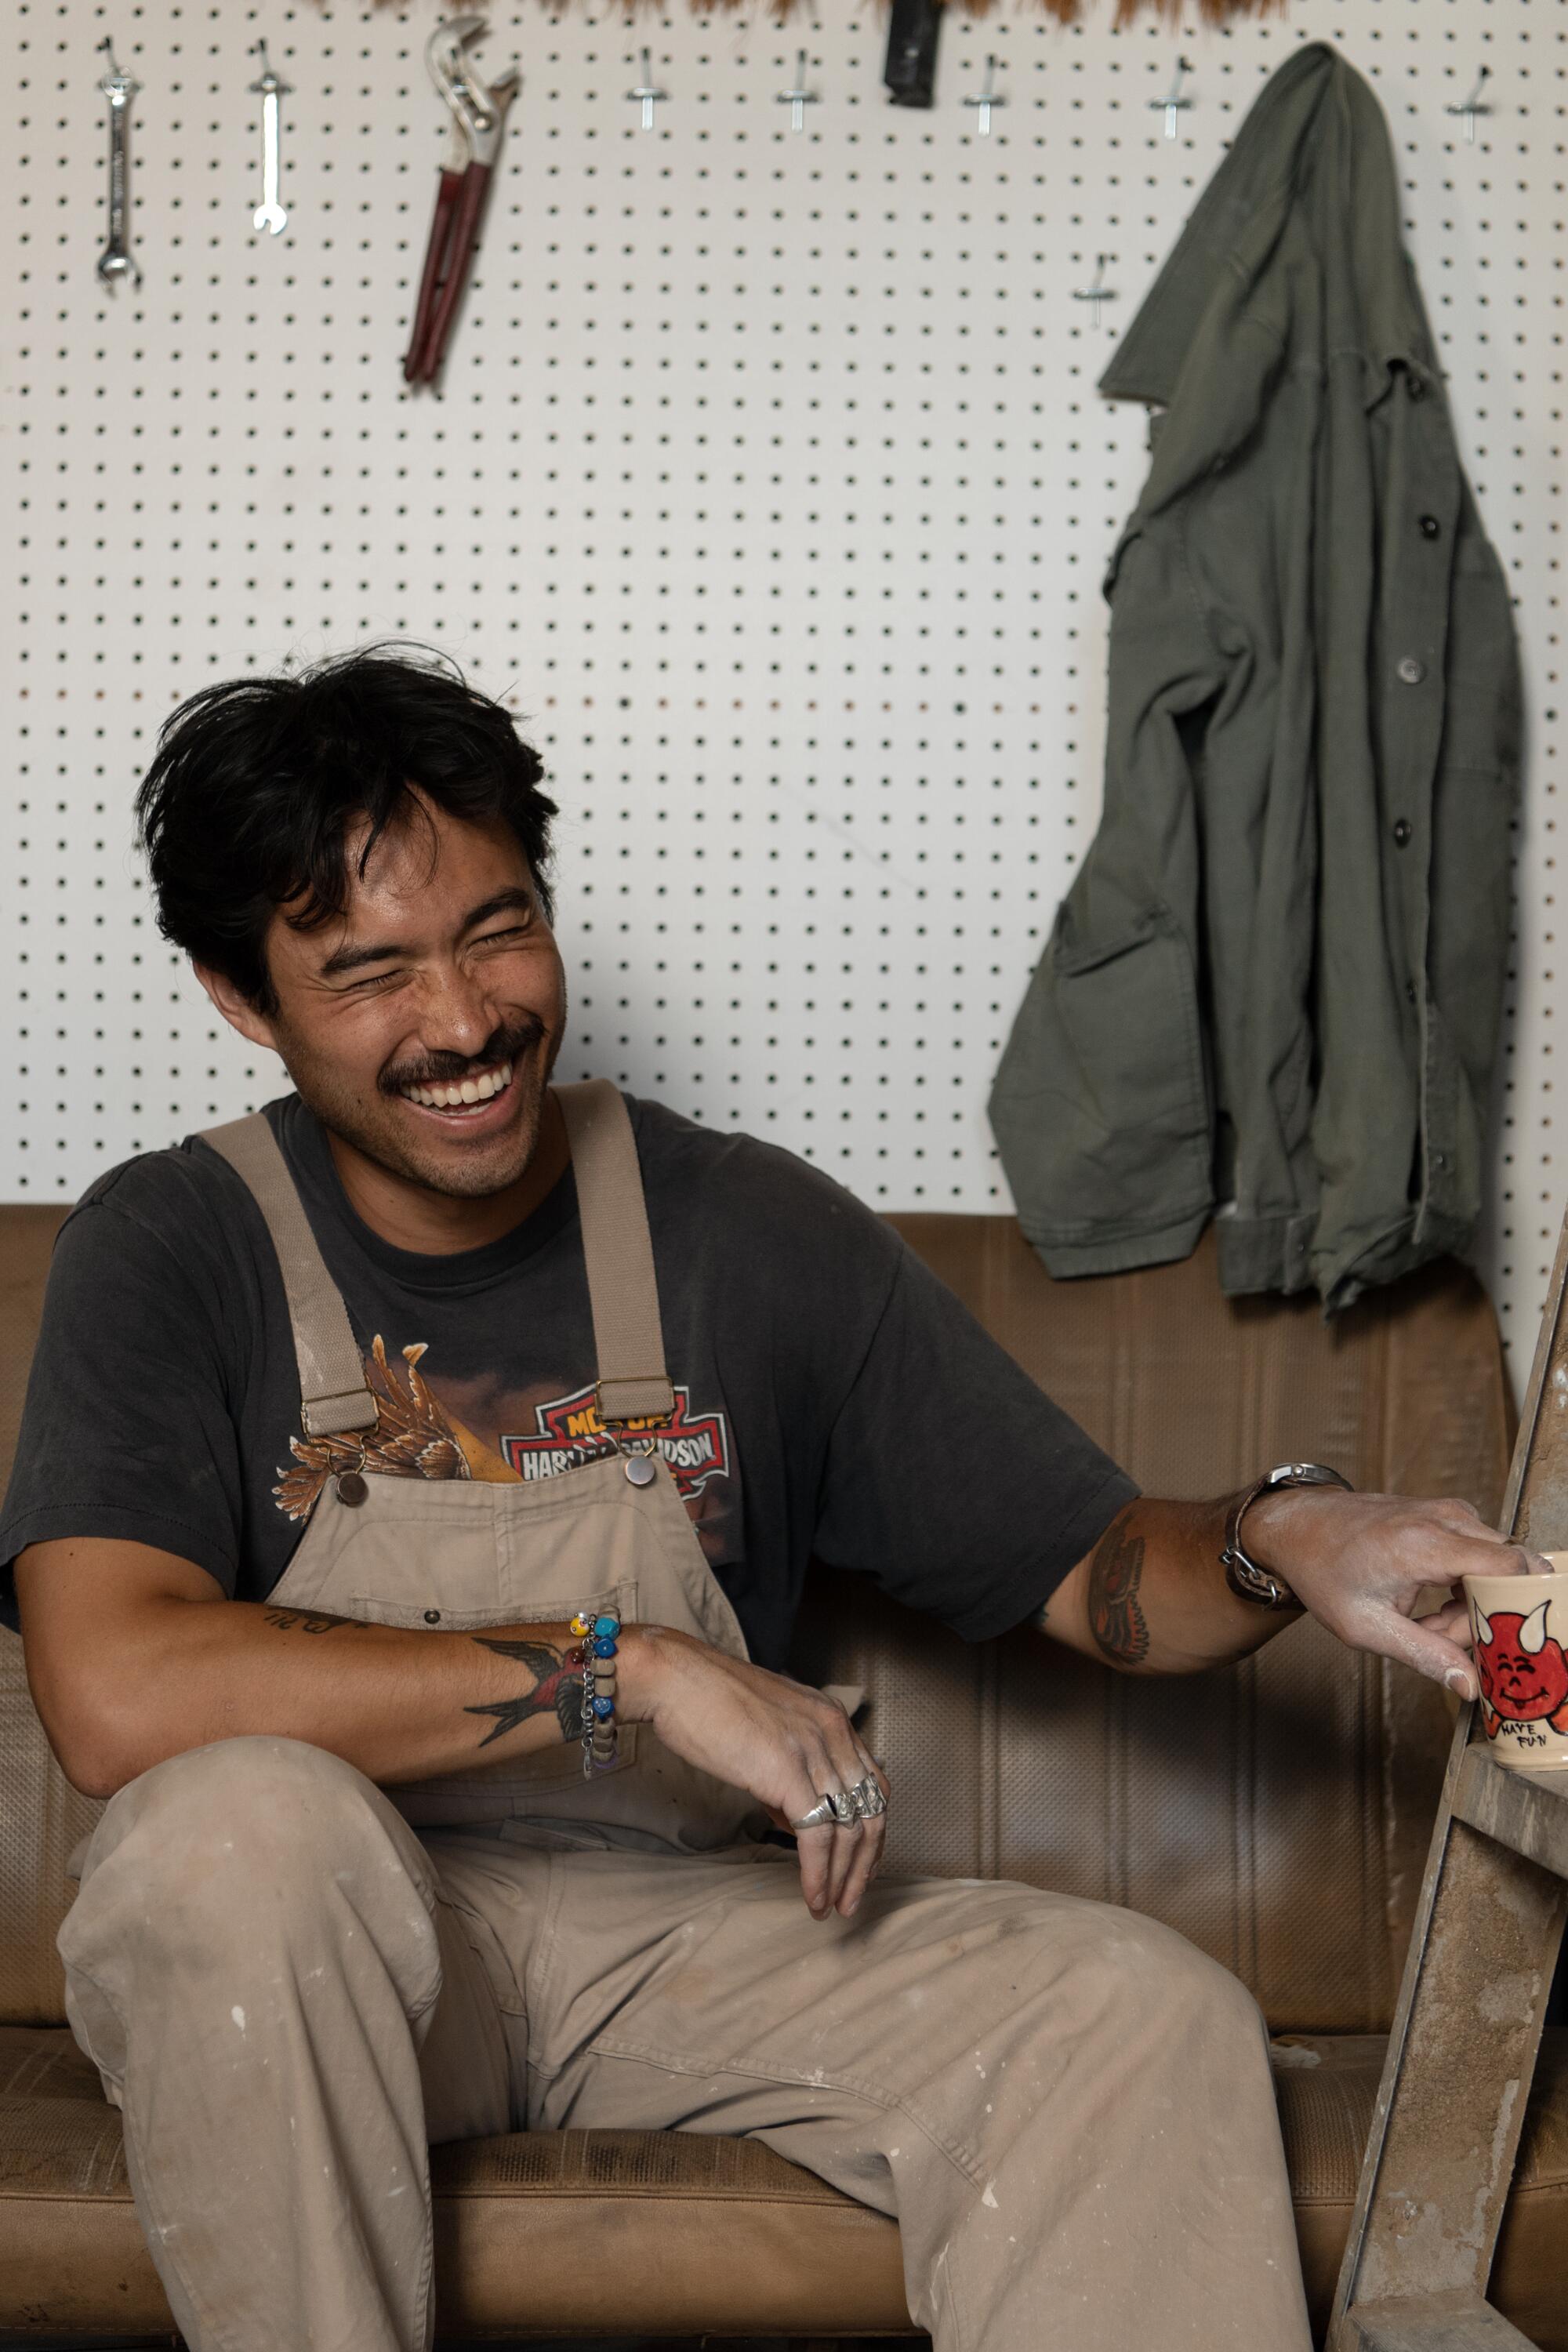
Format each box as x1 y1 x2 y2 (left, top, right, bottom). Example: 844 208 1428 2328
2 1203 1563 2347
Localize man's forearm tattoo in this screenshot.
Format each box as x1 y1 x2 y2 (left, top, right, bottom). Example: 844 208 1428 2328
260 1610 585 1751
261 1606 375 1635
1087 1515 1151 1667
464 1635 586 1750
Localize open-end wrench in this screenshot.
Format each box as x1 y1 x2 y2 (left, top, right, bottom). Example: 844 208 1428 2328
250 41 290 235
96 40 141 289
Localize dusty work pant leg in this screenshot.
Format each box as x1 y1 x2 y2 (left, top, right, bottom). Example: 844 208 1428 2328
528 1849 1313 2352
56 1735 514 2352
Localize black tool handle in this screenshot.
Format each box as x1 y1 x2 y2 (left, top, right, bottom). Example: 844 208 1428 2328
884 0 942 110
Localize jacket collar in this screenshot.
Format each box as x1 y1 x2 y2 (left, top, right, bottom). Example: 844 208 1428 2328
1098 43 1432 419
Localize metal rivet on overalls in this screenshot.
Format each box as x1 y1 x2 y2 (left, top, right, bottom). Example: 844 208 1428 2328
336 1471 368 1507
424 1609 441 1624
624 1455 658 1488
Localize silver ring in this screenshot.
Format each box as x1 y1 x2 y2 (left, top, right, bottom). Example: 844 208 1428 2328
793 1789 855 1832
850 1773 887 1820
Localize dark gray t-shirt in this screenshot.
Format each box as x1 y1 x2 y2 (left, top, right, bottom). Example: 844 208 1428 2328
0 1092 1137 1668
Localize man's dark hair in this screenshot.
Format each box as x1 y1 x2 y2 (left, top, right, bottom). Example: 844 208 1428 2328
134 642 558 1009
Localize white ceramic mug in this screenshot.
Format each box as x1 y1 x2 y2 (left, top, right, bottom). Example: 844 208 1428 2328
1464 1554 1568 1771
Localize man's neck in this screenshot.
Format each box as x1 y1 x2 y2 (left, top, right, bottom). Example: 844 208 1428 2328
325 1089 572 1256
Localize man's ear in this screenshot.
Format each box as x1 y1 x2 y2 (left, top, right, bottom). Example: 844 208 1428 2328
193 960 281 1057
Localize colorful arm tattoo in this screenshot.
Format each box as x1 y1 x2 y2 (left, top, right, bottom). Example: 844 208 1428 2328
465 1635 586 1750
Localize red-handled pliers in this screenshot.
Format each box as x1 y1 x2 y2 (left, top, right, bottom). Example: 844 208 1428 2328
404 17 518 387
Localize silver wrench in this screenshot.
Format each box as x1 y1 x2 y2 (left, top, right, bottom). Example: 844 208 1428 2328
96 40 141 290
250 41 290 236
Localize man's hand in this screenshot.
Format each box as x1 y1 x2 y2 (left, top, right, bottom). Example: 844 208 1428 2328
1040 1490 1550 1697
622 1627 888 1922
1243 1487 1548 1700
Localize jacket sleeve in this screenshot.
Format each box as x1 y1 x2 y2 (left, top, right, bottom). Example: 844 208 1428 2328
989 511 1226 1278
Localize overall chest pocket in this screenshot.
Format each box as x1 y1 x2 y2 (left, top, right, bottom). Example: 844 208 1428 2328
297 1480 507 1618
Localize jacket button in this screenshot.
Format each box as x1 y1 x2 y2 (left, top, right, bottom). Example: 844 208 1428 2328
1397 656 1425 686
336 1472 368 1507
1419 515 1441 539
424 1609 441 1624
1393 818 1413 848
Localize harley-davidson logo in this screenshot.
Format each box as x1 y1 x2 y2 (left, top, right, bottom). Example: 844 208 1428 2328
501 1383 731 1497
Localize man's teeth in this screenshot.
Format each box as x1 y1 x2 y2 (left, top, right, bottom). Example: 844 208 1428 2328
399 1060 514 1112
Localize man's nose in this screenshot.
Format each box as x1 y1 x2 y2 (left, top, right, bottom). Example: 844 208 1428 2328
413 964 499 1058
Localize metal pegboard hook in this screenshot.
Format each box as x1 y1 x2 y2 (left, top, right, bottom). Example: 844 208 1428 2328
96 35 138 97
1073 254 1118 332
626 47 668 132
1150 56 1192 142
777 51 818 134
963 55 1005 139
1446 65 1492 145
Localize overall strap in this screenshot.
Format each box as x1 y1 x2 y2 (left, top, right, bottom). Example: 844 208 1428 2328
554 1080 676 1427
201 1115 378 1439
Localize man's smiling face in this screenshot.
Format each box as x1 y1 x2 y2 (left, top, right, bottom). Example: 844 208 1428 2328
201 793 567 1201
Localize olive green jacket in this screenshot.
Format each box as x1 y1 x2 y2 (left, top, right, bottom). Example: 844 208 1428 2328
990 44 1520 1312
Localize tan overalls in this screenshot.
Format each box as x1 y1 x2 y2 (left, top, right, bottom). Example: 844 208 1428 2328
56 1083 1312 2352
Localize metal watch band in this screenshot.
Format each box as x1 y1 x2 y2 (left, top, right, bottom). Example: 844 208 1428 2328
1220 1461 1353 1610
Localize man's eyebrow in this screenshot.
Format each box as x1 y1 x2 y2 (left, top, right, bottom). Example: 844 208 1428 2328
317 936 408 979
316 887 537 980
460 887 537 933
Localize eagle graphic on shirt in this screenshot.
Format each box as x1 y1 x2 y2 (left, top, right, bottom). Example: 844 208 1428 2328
274 1338 732 1554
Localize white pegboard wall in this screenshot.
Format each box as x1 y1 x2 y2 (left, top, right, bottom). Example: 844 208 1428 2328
1 0 1561 1396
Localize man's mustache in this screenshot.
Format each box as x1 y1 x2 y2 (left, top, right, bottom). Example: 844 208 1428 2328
379 1014 545 1094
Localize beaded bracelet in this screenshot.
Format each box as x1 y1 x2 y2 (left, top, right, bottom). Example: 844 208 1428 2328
569 1609 622 1777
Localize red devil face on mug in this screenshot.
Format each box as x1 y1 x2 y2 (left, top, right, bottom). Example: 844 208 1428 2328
1474 1601 1568 1726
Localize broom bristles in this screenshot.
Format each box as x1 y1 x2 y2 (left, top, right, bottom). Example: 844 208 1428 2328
376 0 1284 18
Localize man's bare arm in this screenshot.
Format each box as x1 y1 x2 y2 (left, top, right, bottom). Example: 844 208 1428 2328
13 1537 890 1922
1038 1488 1547 1698
15 1538 605 1799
